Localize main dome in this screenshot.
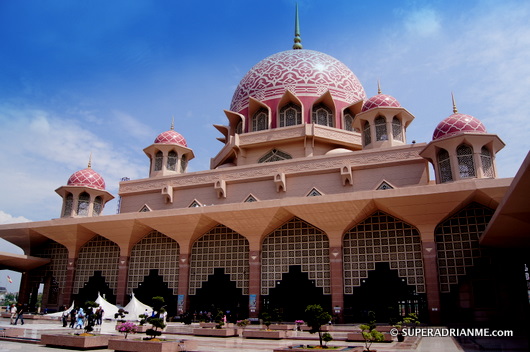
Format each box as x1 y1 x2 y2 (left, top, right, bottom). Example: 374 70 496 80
230 49 366 114
67 168 106 190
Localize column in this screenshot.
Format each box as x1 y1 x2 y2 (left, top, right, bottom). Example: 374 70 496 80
115 256 130 306
422 240 442 324
177 253 190 314
248 250 261 319
329 246 344 323
63 257 77 307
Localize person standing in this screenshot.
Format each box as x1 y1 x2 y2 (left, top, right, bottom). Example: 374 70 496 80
9 304 17 325
14 303 25 325
61 306 69 327
69 308 77 328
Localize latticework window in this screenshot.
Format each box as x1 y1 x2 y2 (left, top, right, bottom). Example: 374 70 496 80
344 112 354 132
73 235 119 294
252 109 268 131
375 116 388 141
189 225 249 295
457 144 476 178
167 151 177 171
363 121 371 146
435 202 494 293
244 195 257 202
392 117 403 142
93 196 102 216
343 211 425 294
128 231 180 295
377 181 393 190
312 103 333 127
261 218 331 295
307 188 322 197
154 151 163 171
189 200 201 208
236 121 243 134
139 205 151 212
30 241 68 303
77 192 90 216
63 193 73 217
481 147 494 178
181 155 187 173
258 149 292 163
438 149 453 183
279 103 302 127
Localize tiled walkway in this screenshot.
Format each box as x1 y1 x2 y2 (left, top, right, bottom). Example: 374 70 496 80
0 318 493 352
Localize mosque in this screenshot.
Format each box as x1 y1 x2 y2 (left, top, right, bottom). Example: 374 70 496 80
0 8 529 326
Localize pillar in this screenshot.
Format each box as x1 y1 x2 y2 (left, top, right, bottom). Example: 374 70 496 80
63 257 77 307
248 250 261 319
116 256 130 306
422 241 442 324
329 246 344 323
177 253 190 314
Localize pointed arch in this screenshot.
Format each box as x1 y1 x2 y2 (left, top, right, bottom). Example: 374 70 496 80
457 144 476 178
374 116 387 141
481 146 494 178
258 149 292 163
278 90 303 127
437 148 453 183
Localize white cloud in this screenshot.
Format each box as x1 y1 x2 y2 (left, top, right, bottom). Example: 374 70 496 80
0 211 31 224
403 8 441 37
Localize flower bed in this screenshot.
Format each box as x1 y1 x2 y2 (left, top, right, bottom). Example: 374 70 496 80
193 328 238 337
243 329 292 339
108 338 197 352
40 334 114 349
273 346 363 351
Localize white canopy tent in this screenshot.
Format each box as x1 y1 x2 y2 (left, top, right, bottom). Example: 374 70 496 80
123 293 152 321
95 293 120 319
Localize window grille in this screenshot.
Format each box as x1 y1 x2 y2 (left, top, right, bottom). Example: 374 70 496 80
167 151 177 171
344 112 354 131
63 193 73 217
457 144 476 178
375 116 387 141
93 196 102 216
252 109 268 131
481 147 494 178
438 149 453 183
279 103 302 127
363 121 371 146
77 192 90 216
312 103 333 127
392 117 403 141
154 151 163 171
259 149 292 163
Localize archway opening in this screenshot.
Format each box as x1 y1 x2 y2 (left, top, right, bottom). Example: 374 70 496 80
344 262 425 323
76 271 115 304
189 268 247 322
264 265 330 322
134 269 176 317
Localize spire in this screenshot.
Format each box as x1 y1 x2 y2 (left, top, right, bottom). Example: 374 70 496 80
377 80 382 95
293 3 303 50
451 92 458 114
88 153 92 168
171 116 175 130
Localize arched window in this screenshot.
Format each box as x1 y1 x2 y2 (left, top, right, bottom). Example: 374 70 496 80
438 149 453 183
93 196 103 216
258 149 292 163
363 121 371 146
167 151 177 171
181 154 188 173
312 103 333 127
392 117 403 141
63 193 73 217
236 120 242 134
154 151 163 171
481 147 494 178
251 108 268 131
279 103 302 127
457 144 476 178
375 116 387 141
77 192 90 216
344 112 354 131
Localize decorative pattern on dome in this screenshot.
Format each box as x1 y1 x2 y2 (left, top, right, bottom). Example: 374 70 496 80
433 113 487 140
67 168 106 190
230 49 366 113
154 130 187 146
362 94 401 112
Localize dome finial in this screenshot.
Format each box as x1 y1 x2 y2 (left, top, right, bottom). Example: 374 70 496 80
171 116 175 131
88 152 92 169
377 79 382 95
451 92 458 114
293 3 303 50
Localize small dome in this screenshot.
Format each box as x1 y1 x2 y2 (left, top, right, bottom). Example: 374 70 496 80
362 94 401 112
433 113 487 140
67 168 106 190
154 130 187 146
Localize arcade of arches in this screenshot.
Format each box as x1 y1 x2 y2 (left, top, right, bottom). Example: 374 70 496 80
25 203 523 324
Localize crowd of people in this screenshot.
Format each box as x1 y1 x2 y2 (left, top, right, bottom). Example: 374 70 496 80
60 306 104 329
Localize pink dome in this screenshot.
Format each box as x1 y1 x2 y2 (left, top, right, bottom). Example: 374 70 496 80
433 113 487 140
362 94 401 112
67 168 106 190
230 49 366 114
154 130 187 146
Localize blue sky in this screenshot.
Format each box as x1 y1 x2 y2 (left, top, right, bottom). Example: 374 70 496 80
1 0 529 290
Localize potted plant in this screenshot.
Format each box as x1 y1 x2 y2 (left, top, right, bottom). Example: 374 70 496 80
360 324 384 352
304 304 332 348
394 313 420 342
117 322 138 339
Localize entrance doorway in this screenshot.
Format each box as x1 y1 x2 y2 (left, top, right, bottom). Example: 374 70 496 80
134 269 176 317
76 271 115 304
345 262 425 323
264 265 330 322
189 268 247 322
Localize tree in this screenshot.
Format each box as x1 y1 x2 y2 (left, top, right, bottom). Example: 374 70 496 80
304 304 332 348
144 296 167 340
360 324 384 352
